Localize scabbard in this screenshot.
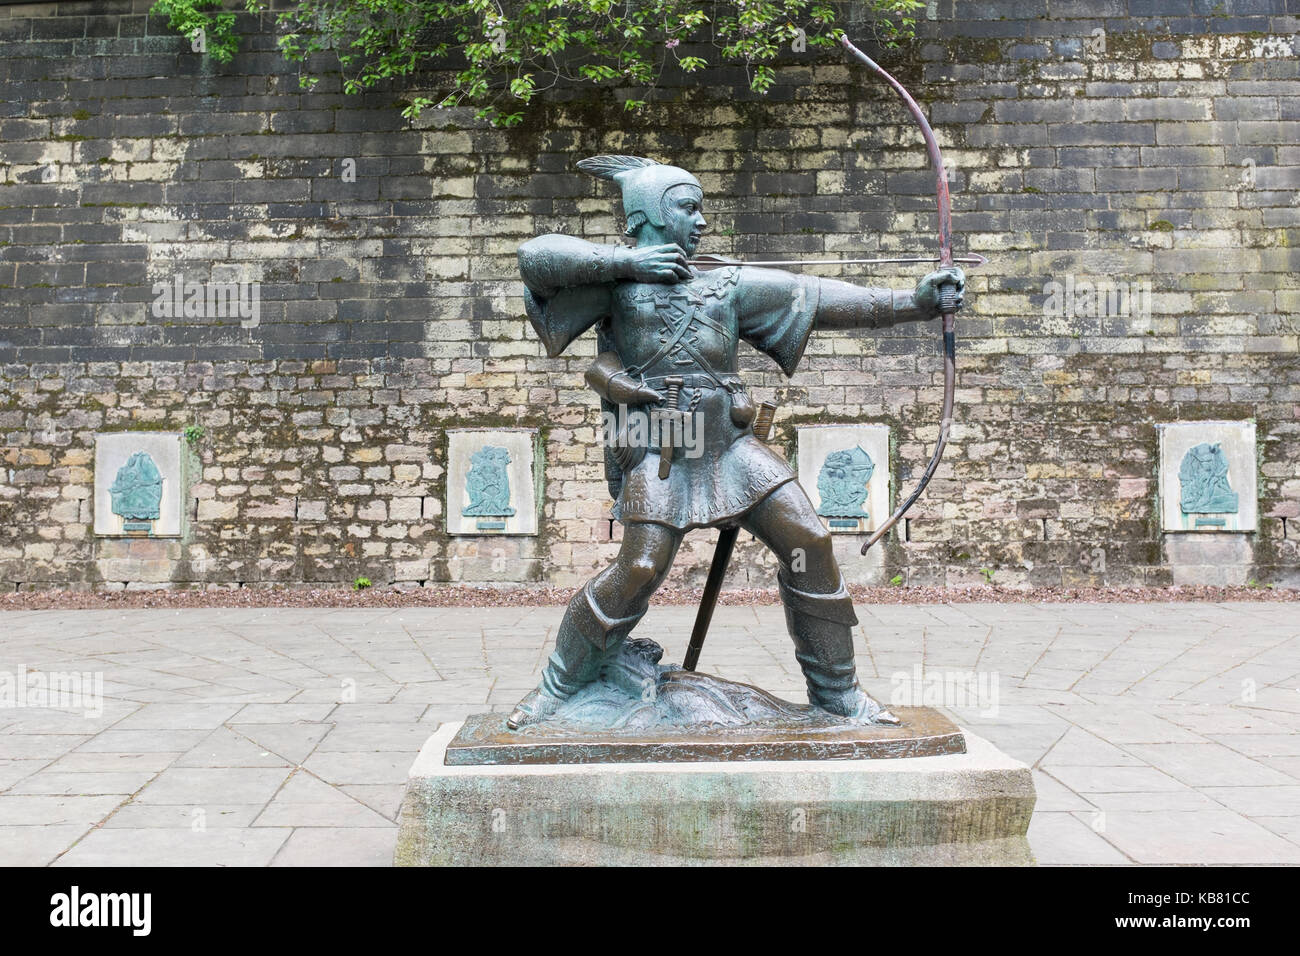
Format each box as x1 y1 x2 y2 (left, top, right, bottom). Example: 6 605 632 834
657 376 683 480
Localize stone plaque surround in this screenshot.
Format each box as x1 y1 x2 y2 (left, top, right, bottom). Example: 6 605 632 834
445 428 540 536
1157 421 1257 533
792 424 890 585
795 424 891 535
93 432 184 537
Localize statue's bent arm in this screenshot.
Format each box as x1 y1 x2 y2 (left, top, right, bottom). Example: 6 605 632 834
517 235 621 358
518 234 630 299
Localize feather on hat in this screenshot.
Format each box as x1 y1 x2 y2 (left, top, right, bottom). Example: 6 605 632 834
577 154 701 235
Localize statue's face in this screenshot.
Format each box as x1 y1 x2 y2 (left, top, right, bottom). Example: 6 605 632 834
661 184 707 255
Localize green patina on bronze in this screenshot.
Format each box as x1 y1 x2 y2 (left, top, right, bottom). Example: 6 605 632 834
461 445 516 517
816 446 876 519
1179 442 1239 515
494 151 966 740
108 451 163 523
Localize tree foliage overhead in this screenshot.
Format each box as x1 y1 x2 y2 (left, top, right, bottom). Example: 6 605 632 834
153 0 925 126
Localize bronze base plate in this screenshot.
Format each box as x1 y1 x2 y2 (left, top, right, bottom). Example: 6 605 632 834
444 707 965 766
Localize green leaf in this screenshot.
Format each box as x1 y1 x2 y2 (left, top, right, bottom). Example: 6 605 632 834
150 0 925 124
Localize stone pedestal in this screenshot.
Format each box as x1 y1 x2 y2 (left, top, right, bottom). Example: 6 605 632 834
395 721 1036 866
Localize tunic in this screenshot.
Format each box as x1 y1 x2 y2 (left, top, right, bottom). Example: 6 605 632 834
523 262 823 531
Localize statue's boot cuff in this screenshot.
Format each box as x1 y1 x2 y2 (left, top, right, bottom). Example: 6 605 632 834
778 571 895 724
569 580 645 651
776 569 859 626
533 581 646 703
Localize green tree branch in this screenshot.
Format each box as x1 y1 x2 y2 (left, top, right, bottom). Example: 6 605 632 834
153 0 924 126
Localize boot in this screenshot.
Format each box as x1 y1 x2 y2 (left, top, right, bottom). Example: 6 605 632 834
506 581 644 729
777 569 899 725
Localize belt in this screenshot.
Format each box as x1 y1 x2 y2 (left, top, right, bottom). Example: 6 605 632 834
641 372 743 391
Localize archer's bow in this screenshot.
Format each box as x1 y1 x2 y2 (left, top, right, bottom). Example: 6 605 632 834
840 34 961 556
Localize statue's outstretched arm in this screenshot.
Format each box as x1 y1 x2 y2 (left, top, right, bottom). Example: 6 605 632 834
814 267 965 330
814 279 920 330
735 266 966 375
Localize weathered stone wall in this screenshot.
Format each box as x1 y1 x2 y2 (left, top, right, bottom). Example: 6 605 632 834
1 0 1297 591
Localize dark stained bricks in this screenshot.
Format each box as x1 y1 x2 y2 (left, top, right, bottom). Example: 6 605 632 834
0 3 1295 589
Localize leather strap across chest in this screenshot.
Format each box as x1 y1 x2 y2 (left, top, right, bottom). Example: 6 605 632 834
624 278 736 379
625 300 696 378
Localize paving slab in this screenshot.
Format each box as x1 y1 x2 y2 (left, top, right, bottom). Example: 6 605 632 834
133 767 292 805
7 770 158 796
271 828 397 867
0 794 121 827
1122 742 1297 788
102 803 263 829
0 824 94 866
174 727 297 768
1074 808 1300 865
1027 812 1131 865
54 827 293 867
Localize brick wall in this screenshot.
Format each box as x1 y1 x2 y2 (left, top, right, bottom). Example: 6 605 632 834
0 0 1297 591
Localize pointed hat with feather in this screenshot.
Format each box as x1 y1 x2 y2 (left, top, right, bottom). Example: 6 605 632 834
577 155 701 236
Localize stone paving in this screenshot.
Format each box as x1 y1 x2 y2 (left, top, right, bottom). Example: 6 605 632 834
1 601 1298 866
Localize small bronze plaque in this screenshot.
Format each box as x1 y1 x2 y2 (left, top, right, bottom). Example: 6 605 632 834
444 707 965 766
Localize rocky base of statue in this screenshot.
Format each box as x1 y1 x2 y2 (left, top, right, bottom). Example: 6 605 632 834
444 637 962 764
395 721 1037 866
511 636 896 735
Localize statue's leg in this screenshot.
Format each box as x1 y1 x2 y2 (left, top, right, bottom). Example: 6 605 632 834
506 521 682 728
741 481 898 725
